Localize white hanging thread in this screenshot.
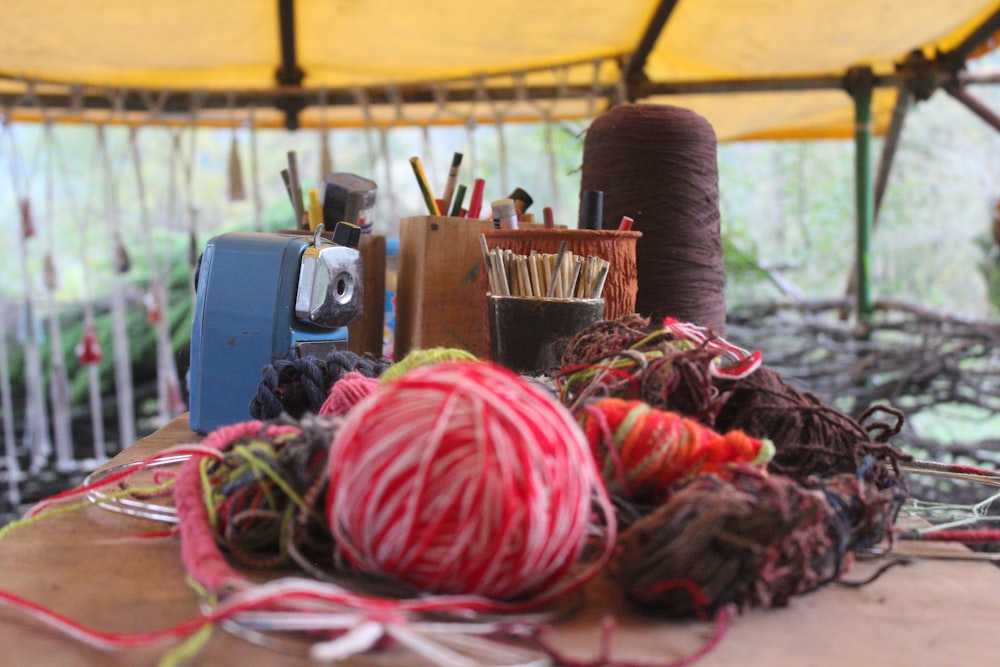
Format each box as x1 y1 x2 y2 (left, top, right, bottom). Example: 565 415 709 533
0 292 23 506
226 92 246 202
476 76 510 197
317 88 334 184
351 86 396 229
0 108 22 505
460 89 480 199
3 102 54 474
184 96 202 272
381 85 412 229
96 117 136 455
587 59 603 121
135 90 186 420
527 66 572 221
248 104 263 232
55 118 107 462
41 117 77 472
129 123 185 426
351 87 381 188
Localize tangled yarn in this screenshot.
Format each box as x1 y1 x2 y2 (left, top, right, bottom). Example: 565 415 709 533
378 347 480 384
577 398 774 504
558 316 743 420
249 350 392 420
609 465 894 616
196 416 339 575
713 367 909 488
560 315 907 491
327 361 615 601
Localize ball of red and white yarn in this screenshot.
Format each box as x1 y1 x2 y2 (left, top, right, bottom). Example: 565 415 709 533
326 361 612 602
318 371 379 416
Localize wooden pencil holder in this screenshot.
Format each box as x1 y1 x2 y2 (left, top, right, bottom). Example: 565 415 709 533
483 228 642 320
394 216 494 360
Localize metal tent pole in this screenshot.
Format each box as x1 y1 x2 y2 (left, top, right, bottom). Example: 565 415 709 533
848 67 875 332
842 86 912 310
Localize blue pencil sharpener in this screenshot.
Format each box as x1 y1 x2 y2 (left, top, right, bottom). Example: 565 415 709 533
189 228 363 433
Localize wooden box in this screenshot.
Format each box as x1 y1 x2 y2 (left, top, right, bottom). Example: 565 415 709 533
394 216 493 360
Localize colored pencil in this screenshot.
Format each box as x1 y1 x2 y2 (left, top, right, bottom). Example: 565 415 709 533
409 156 441 216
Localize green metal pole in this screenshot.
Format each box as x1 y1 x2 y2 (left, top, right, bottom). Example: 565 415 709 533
851 68 875 332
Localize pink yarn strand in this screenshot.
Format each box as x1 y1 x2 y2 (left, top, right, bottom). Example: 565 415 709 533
174 421 301 592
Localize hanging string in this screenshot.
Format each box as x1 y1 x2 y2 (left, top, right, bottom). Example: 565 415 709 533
0 107 20 501
350 88 380 188
225 91 246 202
41 115 76 471
3 105 53 474
350 86 399 231
129 123 186 425
426 82 467 199
587 59 603 121
55 118 108 462
96 115 137 455
475 76 510 197
458 84 480 201
317 88 334 184
526 66 571 221
0 291 22 506
184 94 203 273
381 85 410 229
248 104 264 232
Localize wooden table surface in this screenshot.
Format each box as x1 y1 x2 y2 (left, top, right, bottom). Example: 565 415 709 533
1 414 998 666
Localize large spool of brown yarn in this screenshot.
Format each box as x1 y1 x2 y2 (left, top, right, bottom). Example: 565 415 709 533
581 104 727 334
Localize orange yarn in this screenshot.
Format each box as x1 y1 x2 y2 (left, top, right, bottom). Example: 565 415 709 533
577 398 774 503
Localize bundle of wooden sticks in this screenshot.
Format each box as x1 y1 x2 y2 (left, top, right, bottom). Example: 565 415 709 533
480 235 609 299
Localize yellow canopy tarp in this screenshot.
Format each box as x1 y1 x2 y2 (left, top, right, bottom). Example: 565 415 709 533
2 0 999 139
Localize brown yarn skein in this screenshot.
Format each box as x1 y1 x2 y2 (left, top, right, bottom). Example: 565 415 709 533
581 104 726 333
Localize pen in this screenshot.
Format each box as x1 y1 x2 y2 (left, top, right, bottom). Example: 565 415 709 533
467 178 486 219
579 189 603 230
409 156 441 216
307 188 323 231
440 152 463 214
450 184 468 217
543 206 555 229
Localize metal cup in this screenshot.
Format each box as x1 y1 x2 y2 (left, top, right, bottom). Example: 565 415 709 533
487 295 605 374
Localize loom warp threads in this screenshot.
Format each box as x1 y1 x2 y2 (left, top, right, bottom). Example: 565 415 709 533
327 361 615 601
577 398 774 504
581 104 727 333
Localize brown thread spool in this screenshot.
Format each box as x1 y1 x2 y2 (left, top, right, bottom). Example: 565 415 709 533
581 104 727 334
